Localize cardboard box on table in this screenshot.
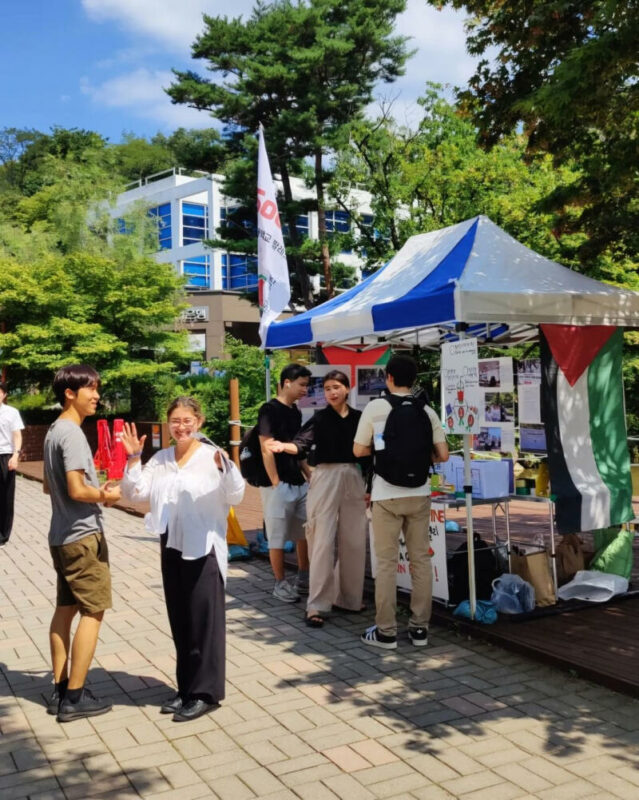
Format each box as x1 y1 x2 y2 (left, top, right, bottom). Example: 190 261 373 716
454 460 510 499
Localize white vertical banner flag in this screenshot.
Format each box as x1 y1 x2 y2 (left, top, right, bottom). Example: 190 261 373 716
257 125 290 345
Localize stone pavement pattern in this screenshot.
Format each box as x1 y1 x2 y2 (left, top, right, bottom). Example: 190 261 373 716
1 479 639 800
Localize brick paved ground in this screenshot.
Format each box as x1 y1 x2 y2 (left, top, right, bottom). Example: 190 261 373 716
2 478 639 799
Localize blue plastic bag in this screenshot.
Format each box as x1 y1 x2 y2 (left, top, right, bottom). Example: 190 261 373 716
491 574 535 614
453 599 498 624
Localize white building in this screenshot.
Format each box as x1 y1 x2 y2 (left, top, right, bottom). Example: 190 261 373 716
111 167 375 357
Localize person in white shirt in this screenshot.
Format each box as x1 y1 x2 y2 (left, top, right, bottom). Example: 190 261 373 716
120 396 245 722
0 381 25 546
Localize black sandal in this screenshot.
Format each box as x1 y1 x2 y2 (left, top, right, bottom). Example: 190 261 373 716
305 614 324 628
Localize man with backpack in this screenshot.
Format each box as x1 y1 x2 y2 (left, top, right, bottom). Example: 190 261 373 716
257 364 312 602
353 355 448 649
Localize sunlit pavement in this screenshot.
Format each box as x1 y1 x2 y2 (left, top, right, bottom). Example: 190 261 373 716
1 476 639 799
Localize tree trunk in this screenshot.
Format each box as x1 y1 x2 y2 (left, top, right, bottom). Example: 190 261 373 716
279 162 314 309
314 149 334 298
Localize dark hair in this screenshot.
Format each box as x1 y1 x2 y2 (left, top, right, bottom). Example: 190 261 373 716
322 369 350 389
386 354 417 388
166 396 204 420
53 365 101 405
279 363 312 387
0 382 7 395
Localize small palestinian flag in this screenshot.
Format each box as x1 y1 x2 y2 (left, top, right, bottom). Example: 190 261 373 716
540 325 634 535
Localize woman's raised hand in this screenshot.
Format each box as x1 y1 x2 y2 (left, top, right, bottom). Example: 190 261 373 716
121 422 147 455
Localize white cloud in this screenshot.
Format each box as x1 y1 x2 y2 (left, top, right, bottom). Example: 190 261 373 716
80 68 216 129
82 0 254 53
395 2 477 90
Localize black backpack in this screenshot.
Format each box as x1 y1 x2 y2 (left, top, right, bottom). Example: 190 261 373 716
374 394 433 488
239 425 269 487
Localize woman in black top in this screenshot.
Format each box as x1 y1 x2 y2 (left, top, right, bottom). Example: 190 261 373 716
267 370 368 627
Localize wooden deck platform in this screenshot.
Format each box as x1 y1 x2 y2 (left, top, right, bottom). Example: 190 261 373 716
18 462 639 698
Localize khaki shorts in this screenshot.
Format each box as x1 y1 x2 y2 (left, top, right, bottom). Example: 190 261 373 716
260 483 307 548
50 532 112 615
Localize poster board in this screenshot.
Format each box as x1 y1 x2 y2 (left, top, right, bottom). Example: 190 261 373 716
369 503 449 603
298 364 351 421
441 339 480 434
354 366 387 409
516 358 546 451
473 357 516 453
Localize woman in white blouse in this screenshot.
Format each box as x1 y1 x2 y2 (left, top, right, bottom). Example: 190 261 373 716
120 396 245 722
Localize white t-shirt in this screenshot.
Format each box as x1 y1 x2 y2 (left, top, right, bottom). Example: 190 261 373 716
354 393 446 501
0 403 24 455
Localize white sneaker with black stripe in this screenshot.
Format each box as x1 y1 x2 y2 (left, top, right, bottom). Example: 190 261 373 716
408 626 428 647
360 625 397 650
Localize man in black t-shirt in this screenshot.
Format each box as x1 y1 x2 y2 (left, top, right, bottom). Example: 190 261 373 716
258 364 311 602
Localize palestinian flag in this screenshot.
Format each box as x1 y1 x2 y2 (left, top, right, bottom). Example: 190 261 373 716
540 325 634 534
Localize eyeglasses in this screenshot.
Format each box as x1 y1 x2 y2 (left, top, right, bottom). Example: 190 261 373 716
169 418 198 429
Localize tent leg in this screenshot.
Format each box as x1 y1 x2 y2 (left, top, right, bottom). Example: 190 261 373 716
463 433 477 619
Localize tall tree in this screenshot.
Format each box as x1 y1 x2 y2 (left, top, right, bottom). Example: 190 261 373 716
431 0 639 269
168 0 410 305
330 86 574 268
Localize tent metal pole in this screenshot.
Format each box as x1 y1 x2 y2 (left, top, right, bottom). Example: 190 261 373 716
458 328 477 620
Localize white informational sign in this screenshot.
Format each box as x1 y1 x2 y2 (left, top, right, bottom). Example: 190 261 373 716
298 364 351 421
519 423 547 454
517 358 541 385
441 338 480 434
518 384 542 424
369 503 449 604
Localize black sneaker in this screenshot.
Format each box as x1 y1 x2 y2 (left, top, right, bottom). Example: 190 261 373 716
46 680 68 715
360 625 397 650
408 626 428 647
57 689 112 723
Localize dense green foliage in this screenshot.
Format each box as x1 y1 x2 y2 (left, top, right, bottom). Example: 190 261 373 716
432 0 639 272
0 127 194 402
331 86 577 268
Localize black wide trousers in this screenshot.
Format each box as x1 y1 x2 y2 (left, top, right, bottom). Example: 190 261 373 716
160 533 226 703
0 454 16 544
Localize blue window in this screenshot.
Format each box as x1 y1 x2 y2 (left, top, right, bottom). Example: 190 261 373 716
116 218 134 235
325 210 350 234
183 255 210 289
148 203 172 250
221 253 258 291
221 206 256 234
282 214 309 238
182 202 208 244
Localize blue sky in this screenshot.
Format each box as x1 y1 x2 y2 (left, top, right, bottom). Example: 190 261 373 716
1 0 477 144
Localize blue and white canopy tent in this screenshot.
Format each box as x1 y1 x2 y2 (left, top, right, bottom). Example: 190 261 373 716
265 215 639 350
263 215 639 617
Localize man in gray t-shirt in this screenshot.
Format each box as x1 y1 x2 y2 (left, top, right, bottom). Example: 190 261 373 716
44 419 104 546
43 365 120 723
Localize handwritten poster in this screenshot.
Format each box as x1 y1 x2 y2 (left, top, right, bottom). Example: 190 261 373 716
441 338 480 434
